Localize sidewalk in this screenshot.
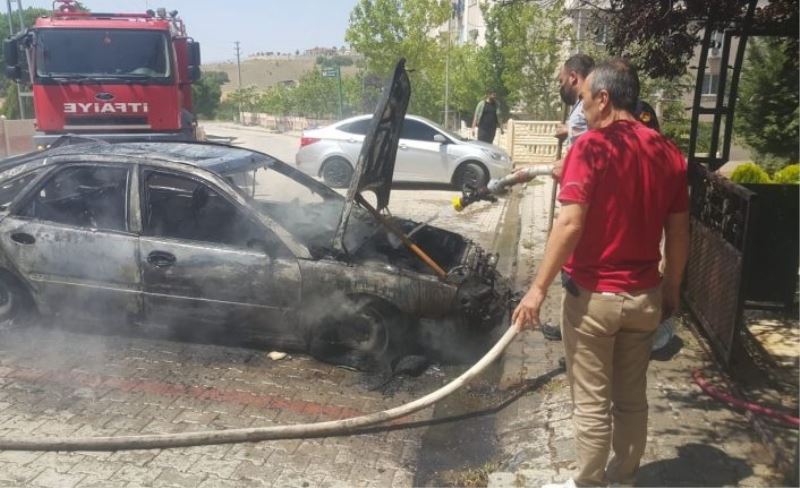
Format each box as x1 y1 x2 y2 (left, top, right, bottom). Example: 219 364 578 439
488 180 786 487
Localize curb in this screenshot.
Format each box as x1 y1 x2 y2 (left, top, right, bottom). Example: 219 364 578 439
488 179 573 488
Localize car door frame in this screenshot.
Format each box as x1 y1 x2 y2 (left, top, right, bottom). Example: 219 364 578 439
1 155 143 320
398 118 452 182
134 160 306 345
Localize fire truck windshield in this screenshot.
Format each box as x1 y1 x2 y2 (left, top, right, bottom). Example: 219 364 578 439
35 29 171 81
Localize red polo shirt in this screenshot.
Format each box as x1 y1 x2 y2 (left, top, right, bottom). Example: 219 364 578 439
558 120 689 292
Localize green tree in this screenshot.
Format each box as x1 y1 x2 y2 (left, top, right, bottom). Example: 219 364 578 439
482 0 569 119
258 83 294 116
595 0 797 79
191 71 229 119
345 0 450 120
0 7 50 118
290 69 340 118
735 37 799 172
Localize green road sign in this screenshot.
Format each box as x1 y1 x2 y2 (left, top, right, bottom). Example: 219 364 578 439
322 68 338 78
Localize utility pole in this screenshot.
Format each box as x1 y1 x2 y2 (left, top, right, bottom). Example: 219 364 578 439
234 41 242 89
443 2 454 130
234 41 242 123
336 65 343 120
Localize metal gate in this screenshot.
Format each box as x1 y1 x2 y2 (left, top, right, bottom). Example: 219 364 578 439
683 163 757 364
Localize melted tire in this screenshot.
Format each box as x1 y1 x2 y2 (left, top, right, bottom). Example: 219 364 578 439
308 298 409 372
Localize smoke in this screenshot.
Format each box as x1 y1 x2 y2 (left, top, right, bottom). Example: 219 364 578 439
0 154 501 383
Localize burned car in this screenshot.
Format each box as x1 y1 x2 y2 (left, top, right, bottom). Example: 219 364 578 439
0 61 510 371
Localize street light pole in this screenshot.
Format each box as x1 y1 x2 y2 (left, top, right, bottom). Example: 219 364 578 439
234 41 242 122
336 65 343 120
444 4 452 129
235 41 242 89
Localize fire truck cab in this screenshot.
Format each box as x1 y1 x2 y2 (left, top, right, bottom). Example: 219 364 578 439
4 1 201 147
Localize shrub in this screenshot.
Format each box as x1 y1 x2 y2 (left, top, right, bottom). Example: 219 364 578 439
730 163 772 184
772 164 800 184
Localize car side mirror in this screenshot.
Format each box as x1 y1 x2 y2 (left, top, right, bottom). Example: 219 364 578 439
189 65 201 83
3 39 20 81
4 65 20 80
433 134 447 144
188 41 201 83
4 39 18 67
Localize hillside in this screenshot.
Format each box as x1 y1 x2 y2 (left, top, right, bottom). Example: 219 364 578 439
203 55 359 95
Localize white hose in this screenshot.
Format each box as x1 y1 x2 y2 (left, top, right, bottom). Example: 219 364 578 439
0 322 521 451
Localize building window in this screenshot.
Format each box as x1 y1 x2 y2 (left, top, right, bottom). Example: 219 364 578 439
702 73 719 95
709 31 724 58
593 23 607 45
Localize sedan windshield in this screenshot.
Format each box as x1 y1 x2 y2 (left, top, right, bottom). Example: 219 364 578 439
36 29 171 79
415 115 466 141
224 162 346 255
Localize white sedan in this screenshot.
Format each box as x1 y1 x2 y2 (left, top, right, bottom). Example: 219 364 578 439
295 114 513 188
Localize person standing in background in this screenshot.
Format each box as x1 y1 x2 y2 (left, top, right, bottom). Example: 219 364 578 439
472 90 503 144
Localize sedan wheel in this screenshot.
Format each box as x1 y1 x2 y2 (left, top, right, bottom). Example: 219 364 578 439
455 162 489 190
308 298 406 372
321 157 354 188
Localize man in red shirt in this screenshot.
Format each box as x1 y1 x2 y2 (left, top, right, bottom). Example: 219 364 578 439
512 59 690 487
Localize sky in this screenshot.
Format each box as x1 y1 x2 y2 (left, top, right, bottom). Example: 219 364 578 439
22 0 360 62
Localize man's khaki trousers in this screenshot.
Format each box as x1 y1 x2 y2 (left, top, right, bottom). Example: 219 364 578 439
561 284 662 487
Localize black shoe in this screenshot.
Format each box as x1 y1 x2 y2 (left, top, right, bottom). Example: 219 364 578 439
540 322 562 341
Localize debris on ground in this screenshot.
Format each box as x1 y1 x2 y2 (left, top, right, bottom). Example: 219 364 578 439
267 351 289 361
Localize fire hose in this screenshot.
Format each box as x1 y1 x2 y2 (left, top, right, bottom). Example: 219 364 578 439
692 369 799 428
0 322 522 451
452 165 555 212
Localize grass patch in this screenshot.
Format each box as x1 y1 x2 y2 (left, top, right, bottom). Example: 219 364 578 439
437 460 503 487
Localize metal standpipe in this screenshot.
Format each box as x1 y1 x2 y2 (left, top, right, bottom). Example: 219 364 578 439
0 322 522 451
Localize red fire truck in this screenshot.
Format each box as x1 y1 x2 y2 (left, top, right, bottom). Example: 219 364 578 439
4 0 201 146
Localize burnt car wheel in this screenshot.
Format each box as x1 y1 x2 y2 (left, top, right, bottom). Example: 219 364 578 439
0 275 32 329
454 161 489 190
321 157 354 188
309 298 408 372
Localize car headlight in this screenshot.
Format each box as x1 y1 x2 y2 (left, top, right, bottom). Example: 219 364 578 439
482 148 507 161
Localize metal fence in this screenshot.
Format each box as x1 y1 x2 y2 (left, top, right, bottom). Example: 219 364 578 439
239 112 335 132
683 162 757 364
457 119 560 165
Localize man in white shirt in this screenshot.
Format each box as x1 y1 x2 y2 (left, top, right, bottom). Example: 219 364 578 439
554 54 595 178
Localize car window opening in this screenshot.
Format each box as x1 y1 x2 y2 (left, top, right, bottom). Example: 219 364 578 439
142 171 276 250
21 165 129 232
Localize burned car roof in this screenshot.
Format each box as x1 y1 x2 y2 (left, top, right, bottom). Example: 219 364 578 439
12 139 279 176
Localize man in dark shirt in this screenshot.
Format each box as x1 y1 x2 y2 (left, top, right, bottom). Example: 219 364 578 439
472 90 503 143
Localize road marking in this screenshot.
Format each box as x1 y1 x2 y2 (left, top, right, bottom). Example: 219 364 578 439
5 366 365 420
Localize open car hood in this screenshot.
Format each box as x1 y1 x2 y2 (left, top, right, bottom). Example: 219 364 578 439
333 59 410 254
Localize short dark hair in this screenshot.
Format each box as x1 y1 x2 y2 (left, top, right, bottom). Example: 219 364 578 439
563 53 594 79
588 58 640 113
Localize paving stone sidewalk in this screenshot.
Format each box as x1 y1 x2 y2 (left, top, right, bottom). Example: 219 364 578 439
488 179 787 487
0 188 509 488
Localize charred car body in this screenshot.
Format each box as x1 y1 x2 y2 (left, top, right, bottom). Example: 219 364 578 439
0 61 510 371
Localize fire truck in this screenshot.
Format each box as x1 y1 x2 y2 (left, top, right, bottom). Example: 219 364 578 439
3 0 202 146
